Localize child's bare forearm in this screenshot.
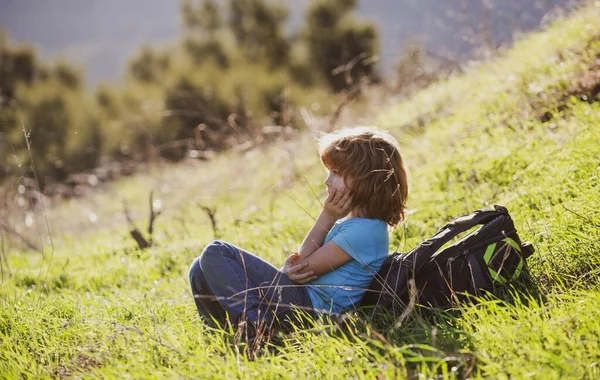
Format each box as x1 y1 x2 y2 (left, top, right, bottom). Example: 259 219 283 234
296 211 334 261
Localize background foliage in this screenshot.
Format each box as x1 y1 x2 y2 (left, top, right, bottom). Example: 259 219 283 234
0 0 379 188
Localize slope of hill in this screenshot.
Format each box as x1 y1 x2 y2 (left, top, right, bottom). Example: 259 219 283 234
1 2 599 379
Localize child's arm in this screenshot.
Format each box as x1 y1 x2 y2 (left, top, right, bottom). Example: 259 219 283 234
295 240 352 276
284 188 353 278
296 188 352 261
295 210 335 261
281 252 317 284
283 237 353 281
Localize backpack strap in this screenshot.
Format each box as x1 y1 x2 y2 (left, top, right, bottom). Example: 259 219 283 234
404 205 510 273
520 242 534 258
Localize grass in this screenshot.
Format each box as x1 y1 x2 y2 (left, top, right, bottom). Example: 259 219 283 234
2 2 600 379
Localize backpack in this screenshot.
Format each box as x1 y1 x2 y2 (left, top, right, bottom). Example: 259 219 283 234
360 205 534 315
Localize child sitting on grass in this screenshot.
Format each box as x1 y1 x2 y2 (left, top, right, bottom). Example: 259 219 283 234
188 126 409 332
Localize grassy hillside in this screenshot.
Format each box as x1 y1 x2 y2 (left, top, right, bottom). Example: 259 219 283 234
1 2 600 379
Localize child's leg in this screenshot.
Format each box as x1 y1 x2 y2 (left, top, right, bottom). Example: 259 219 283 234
198 240 314 326
188 257 228 327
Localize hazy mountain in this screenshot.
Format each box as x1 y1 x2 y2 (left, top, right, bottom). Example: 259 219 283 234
0 0 577 87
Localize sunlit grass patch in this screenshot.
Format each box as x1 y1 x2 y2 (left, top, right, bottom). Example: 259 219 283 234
460 291 600 379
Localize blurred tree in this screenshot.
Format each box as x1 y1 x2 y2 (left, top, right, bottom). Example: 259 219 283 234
0 34 37 103
183 39 229 68
228 0 290 67
181 0 229 68
95 84 122 119
0 34 40 180
302 0 379 92
128 46 171 84
29 95 69 159
182 0 222 37
305 0 356 28
175 0 299 143
181 0 290 68
53 61 82 90
163 76 232 159
0 33 105 187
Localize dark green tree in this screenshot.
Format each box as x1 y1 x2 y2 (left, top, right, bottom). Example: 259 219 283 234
162 77 232 159
128 46 171 83
53 61 82 90
182 0 222 36
227 0 290 67
181 0 290 68
0 34 104 186
0 35 36 104
302 0 379 91
180 0 229 68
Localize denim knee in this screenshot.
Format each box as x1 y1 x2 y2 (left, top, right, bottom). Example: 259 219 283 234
188 256 202 285
199 240 228 271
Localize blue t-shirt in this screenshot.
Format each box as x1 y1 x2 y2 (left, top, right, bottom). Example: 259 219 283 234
307 218 389 314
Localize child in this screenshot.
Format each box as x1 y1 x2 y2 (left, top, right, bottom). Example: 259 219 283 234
188 126 408 330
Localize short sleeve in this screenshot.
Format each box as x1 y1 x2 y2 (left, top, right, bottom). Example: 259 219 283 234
331 220 386 268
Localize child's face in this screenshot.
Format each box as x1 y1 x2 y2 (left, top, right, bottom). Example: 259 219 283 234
324 168 349 194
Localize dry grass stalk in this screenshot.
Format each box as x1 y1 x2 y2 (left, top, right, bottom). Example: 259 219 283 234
123 191 161 249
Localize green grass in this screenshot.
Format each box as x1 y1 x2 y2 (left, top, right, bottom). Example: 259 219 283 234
2 3 600 379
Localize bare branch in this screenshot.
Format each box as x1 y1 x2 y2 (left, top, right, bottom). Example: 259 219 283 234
199 205 219 239
147 191 161 246
332 52 369 85
130 229 150 250
328 53 378 130
329 86 362 130
123 199 150 249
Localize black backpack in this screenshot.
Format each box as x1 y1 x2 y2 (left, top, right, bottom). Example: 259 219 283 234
360 205 534 315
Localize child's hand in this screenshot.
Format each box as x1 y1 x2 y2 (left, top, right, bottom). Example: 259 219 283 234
324 188 352 222
282 252 317 284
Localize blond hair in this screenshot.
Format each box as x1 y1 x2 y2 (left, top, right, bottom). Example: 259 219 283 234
319 126 408 227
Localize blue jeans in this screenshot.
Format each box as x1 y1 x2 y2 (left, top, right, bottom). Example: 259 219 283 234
189 240 314 328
